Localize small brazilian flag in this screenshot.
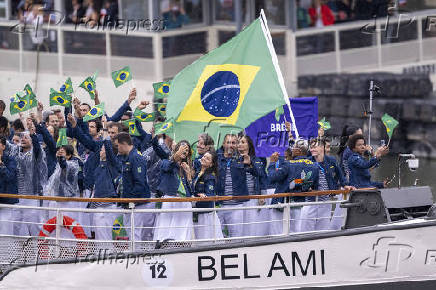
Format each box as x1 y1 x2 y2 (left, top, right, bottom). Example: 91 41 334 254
382 113 399 139
112 66 132 88
154 119 174 135
112 215 127 240
50 88 72 107
318 117 331 130
133 108 156 122
60 77 74 95
79 72 97 99
153 81 171 100
9 90 36 115
24 84 37 99
83 103 105 122
56 128 68 147
157 103 167 117
275 105 284 122
122 119 141 136
177 176 187 197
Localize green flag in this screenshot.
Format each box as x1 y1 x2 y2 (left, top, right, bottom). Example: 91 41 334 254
23 84 37 110
275 105 284 122
56 128 68 147
157 103 167 117
83 103 105 122
9 91 36 115
133 108 156 122
112 66 133 88
177 176 186 197
50 88 72 107
318 117 331 130
382 113 399 139
166 12 291 145
80 72 97 99
154 119 174 135
122 119 141 136
60 77 74 95
112 215 127 240
153 81 171 100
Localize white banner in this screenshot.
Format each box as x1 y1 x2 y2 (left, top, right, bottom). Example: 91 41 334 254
3 220 436 289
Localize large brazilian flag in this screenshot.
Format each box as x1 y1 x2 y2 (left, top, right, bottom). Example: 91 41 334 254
166 10 299 145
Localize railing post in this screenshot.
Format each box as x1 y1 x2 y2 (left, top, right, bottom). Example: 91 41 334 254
129 202 135 252
213 207 217 243
55 208 62 259
335 29 341 73
282 203 290 236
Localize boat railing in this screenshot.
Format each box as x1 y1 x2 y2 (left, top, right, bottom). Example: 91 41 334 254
0 189 356 272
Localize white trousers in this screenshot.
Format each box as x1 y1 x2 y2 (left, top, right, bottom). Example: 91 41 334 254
15 199 41 236
330 194 346 230
269 208 283 235
125 203 156 242
195 211 224 240
0 208 16 235
290 206 302 233
153 197 192 241
218 203 244 238
93 204 119 241
298 203 332 232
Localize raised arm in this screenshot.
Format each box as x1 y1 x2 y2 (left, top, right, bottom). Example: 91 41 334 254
106 88 136 122
67 113 101 152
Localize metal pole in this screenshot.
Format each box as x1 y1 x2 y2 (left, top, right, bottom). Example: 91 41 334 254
368 80 374 147
288 0 297 31
235 0 242 33
282 204 290 236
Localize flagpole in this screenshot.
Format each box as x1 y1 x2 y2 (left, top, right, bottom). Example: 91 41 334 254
259 9 299 140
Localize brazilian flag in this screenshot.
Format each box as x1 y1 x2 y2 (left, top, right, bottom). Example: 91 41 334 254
9 90 36 115
56 128 68 147
112 215 127 240
165 11 297 145
318 117 331 130
60 77 74 95
50 88 72 107
157 103 167 117
177 176 186 197
275 105 284 122
24 84 37 99
112 66 132 88
382 113 399 139
122 119 141 136
153 81 171 100
83 103 105 122
133 108 156 122
79 71 97 99
154 119 174 135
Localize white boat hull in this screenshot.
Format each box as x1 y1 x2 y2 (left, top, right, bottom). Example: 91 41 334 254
2 219 436 289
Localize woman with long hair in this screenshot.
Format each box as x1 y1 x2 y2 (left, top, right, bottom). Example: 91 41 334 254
338 124 362 183
153 140 194 241
192 148 223 240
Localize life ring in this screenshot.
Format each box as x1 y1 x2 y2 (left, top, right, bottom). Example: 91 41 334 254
37 215 88 260
39 215 88 239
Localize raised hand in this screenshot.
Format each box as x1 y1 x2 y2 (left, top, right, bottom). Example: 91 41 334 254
270 152 279 163
242 153 251 165
128 88 137 105
37 101 43 112
67 113 77 128
137 100 150 110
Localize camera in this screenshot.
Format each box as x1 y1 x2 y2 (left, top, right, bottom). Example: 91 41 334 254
406 158 419 171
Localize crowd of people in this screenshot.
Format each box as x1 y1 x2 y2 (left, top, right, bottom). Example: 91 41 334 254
0 89 390 242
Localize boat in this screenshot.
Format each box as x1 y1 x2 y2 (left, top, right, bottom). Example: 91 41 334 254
1 184 436 289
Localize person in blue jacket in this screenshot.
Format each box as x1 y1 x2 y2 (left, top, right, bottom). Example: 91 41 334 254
337 125 363 183
268 140 319 233
0 136 19 235
216 134 259 238
191 149 223 240
90 119 122 241
193 133 214 173
154 140 194 241
114 132 155 243
348 134 389 189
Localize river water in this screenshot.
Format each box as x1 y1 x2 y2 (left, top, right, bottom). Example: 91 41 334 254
372 155 436 200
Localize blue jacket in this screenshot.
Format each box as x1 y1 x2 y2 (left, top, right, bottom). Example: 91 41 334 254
193 155 202 173
217 154 259 201
0 154 18 204
268 156 319 204
106 100 131 122
192 171 217 209
157 159 192 197
340 146 353 182
142 138 171 193
92 139 121 198
36 122 57 178
120 148 150 199
348 152 383 188
313 155 347 190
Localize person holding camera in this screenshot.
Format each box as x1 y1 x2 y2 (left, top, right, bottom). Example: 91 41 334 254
347 134 389 189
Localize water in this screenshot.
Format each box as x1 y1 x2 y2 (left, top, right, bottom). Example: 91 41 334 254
372 155 436 200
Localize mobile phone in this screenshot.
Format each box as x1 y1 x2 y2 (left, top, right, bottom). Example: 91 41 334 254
380 140 385 147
